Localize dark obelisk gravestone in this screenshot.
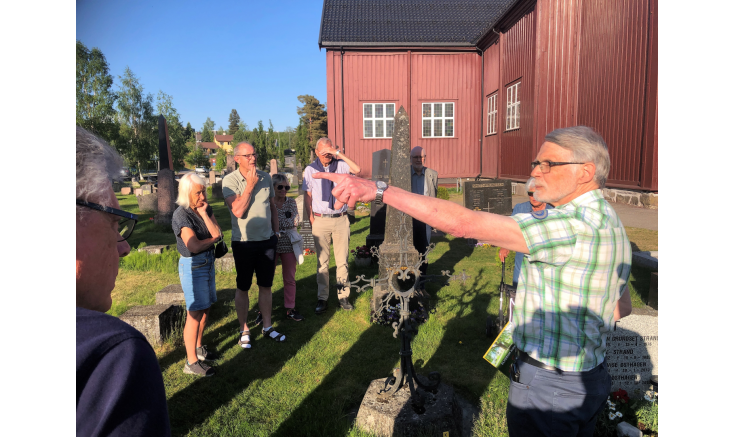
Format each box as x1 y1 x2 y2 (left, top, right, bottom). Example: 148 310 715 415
299 195 315 250
366 149 391 254
372 107 419 310
463 180 513 216
226 156 236 173
155 115 177 225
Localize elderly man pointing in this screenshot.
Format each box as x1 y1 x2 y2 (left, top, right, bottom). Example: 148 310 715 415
314 126 632 437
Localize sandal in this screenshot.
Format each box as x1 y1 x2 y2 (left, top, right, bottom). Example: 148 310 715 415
238 330 251 349
263 326 286 342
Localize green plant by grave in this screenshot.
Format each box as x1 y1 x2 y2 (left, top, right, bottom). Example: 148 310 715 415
437 186 450 200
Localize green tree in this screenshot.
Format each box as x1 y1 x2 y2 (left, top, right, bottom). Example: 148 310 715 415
115 67 156 178
201 125 213 142
184 122 194 141
297 94 328 149
184 147 208 168
215 147 228 171
76 41 118 141
155 91 187 171
228 109 241 134
294 119 312 168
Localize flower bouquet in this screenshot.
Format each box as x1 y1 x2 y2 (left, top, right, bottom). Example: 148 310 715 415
351 245 372 267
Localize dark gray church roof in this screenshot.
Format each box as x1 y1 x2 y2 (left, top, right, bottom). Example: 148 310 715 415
319 0 520 48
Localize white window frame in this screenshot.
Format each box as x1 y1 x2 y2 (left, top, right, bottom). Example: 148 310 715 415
421 102 454 138
505 82 521 131
362 103 395 139
487 94 498 135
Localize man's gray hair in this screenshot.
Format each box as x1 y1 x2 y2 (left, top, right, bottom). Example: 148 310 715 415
316 137 333 150
524 178 536 192
544 126 610 187
76 126 123 218
272 173 288 186
176 173 206 209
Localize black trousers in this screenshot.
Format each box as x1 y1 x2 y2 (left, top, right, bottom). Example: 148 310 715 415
412 218 429 279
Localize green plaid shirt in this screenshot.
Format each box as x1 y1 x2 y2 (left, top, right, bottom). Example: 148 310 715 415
511 189 632 372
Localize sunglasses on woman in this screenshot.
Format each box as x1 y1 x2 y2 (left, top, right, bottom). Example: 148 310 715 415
277 185 290 191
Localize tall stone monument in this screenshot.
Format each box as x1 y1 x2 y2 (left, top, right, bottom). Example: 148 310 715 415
226 155 236 173
366 149 391 254
155 115 177 225
270 158 278 176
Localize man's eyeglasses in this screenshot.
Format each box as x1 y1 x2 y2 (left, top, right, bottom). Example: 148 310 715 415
276 185 290 191
527 191 534 196
236 153 258 159
411 155 426 160
76 200 138 242
531 161 586 173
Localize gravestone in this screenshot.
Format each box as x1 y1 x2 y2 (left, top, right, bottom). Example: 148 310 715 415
209 170 216 185
121 187 132 195
134 188 143 196
648 272 658 310
296 164 304 194
226 156 236 173
137 244 170 255
270 159 278 176
299 192 315 251
137 193 158 213
119 304 183 346
606 307 658 399
463 180 513 216
155 284 185 305
366 149 391 254
295 194 304 222
141 184 154 195
211 181 223 199
215 252 235 272
155 116 177 225
372 107 419 313
112 181 122 192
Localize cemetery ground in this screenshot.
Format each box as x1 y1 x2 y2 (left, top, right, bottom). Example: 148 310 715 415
111 191 658 436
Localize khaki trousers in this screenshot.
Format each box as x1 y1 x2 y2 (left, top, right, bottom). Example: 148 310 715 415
312 215 350 301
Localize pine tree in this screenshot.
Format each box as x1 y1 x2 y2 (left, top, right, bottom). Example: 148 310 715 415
228 109 241 134
297 95 328 149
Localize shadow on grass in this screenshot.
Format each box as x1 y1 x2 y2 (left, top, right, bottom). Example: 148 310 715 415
161 270 336 436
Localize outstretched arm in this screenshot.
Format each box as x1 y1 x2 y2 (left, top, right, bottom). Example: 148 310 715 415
314 172 529 254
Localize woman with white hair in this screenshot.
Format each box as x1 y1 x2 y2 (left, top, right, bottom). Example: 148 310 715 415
172 173 222 377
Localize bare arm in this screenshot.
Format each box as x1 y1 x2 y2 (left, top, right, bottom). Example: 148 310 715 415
196 203 221 240
225 167 258 218
319 146 361 174
314 172 529 253
613 286 633 321
180 227 219 254
304 191 314 226
270 197 279 235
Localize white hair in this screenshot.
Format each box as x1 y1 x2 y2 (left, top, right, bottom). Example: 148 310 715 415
176 173 206 208
524 178 536 192
76 126 124 220
544 126 610 187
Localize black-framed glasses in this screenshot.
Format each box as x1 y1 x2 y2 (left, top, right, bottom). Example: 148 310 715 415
531 161 586 173
236 153 257 159
76 199 138 242
276 185 290 191
527 191 534 196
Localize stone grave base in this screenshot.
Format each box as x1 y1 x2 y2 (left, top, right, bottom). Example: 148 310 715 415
215 252 235 272
156 284 185 305
119 304 183 346
137 193 158 212
154 212 173 225
356 378 461 437
137 244 170 255
211 181 223 199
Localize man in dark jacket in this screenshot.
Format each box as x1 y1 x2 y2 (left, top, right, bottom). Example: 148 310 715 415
76 126 170 436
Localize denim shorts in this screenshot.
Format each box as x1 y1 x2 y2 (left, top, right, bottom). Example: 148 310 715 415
179 250 217 311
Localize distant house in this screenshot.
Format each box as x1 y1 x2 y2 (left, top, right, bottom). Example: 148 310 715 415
318 0 658 192
214 134 234 152
199 142 219 157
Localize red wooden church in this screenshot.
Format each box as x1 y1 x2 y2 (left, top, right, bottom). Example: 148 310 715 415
318 0 658 191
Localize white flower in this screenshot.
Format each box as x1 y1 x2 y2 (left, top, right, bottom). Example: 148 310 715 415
616 412 623 418
608 404 615 410
608 412 616 420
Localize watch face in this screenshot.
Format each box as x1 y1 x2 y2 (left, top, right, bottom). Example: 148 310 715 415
376 181 387 189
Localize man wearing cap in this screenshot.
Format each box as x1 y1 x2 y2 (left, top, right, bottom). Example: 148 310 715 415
303 137 361 314
313 126 633 437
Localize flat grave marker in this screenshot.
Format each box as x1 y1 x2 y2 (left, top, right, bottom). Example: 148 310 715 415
463 180 513 216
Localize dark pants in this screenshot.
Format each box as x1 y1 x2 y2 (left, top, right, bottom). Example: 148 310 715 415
412 218 429 279
231 235 278 291
506 358 611 437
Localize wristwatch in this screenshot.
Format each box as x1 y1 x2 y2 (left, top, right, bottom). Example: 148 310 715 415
335 150 340 157
375 180 388 205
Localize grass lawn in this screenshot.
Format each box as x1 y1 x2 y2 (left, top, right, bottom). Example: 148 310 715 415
112 191 657 436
